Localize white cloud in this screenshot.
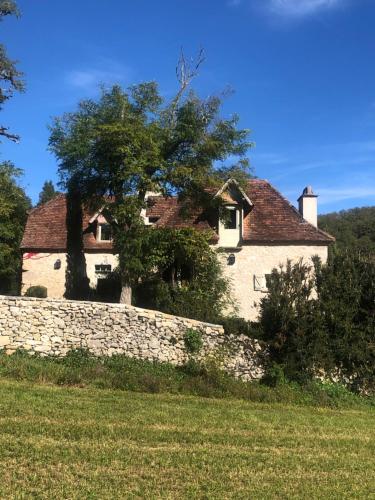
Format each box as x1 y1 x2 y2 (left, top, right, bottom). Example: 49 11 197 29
268 0 342 17
65 59 134 94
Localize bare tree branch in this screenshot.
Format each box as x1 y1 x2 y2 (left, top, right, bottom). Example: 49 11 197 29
0 125 19 142
169 47 206 120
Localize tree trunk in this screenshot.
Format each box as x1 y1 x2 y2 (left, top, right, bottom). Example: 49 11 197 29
120 284 132 304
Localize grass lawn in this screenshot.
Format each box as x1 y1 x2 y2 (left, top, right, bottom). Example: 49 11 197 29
0 379 373 499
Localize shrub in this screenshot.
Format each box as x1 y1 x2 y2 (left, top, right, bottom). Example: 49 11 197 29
262 362 288 387
25 285 47 298
133 228 234 323
63 348 95 368
183 328 203 354
314 250 375 389
220 316 263 338
259 252 375 389
260 259 330 382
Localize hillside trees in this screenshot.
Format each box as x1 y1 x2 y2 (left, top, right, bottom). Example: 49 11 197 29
0 0 24 142
319 207 375 254
49 58 253 303
0 162 31 294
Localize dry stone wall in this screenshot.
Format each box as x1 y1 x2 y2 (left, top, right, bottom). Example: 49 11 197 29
0 295 265 381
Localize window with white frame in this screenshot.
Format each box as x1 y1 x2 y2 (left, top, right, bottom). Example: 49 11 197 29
98 223 112 241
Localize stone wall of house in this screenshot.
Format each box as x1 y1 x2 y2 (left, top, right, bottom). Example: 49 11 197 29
0 295 265 381
218 243 329 321
22 252 67 298
22 251 118 298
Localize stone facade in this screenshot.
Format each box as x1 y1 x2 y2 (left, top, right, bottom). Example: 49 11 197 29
218 243 329 321
22 244 328 321
0 295 265 381
22 252 118 298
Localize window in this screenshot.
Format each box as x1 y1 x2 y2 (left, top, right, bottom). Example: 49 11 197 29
95 264 112 275
254 274 271 292
98 223 112 241
224 208 237 229
148 216 159 224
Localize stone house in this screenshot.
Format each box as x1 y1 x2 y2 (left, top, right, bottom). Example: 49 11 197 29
21 179 334 320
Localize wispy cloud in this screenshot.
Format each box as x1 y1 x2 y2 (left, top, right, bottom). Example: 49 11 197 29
317 186 375 205
268 0 343 18
227 0 242 6
65 59 134 94
254 140 375 210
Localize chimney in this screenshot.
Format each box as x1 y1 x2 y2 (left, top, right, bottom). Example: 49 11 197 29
298 186 318 227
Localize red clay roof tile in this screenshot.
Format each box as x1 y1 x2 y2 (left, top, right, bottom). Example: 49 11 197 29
21 180 333 251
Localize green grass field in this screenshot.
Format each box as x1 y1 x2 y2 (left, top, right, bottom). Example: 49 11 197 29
0 379 374 499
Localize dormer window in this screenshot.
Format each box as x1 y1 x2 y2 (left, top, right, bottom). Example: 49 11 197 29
214 178 253 248
98 223 112 242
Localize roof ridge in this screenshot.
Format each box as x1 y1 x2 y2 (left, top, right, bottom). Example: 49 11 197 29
27 192 65 215
265 182 335 240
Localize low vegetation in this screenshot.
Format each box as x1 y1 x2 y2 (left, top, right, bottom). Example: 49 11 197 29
0 377 373 498
0 349 373 409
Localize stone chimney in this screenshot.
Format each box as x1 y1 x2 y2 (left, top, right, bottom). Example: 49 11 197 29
298 186 318 227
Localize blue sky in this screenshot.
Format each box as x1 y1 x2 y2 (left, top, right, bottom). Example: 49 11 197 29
2 0 375 213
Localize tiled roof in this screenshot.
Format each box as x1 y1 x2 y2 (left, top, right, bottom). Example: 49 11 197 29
21 195 68 250
21 180 334 251
242 180 334 243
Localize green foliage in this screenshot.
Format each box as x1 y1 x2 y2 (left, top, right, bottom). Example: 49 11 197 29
262 362 288 388
37 180 58 206
133 227 233 322
49 75 253 297
0 163 31 295
260 259 330 382
314 250 375 389
24 285 47 298
260 253 375 389
319 206 375 254
0 350 372 408
183 329 203 354
220 316 263 338
0 0 24 142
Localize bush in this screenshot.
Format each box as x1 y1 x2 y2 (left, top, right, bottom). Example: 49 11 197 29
220 316 263 338
259 252 375 389
25 285 47 298
262 362 288 387
183 329 203 354
260 259 330 382
133 228 234 323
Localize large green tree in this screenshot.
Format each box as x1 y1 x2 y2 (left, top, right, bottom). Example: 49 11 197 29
0 162 31 294
0 0 24 142
49 58 252 302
